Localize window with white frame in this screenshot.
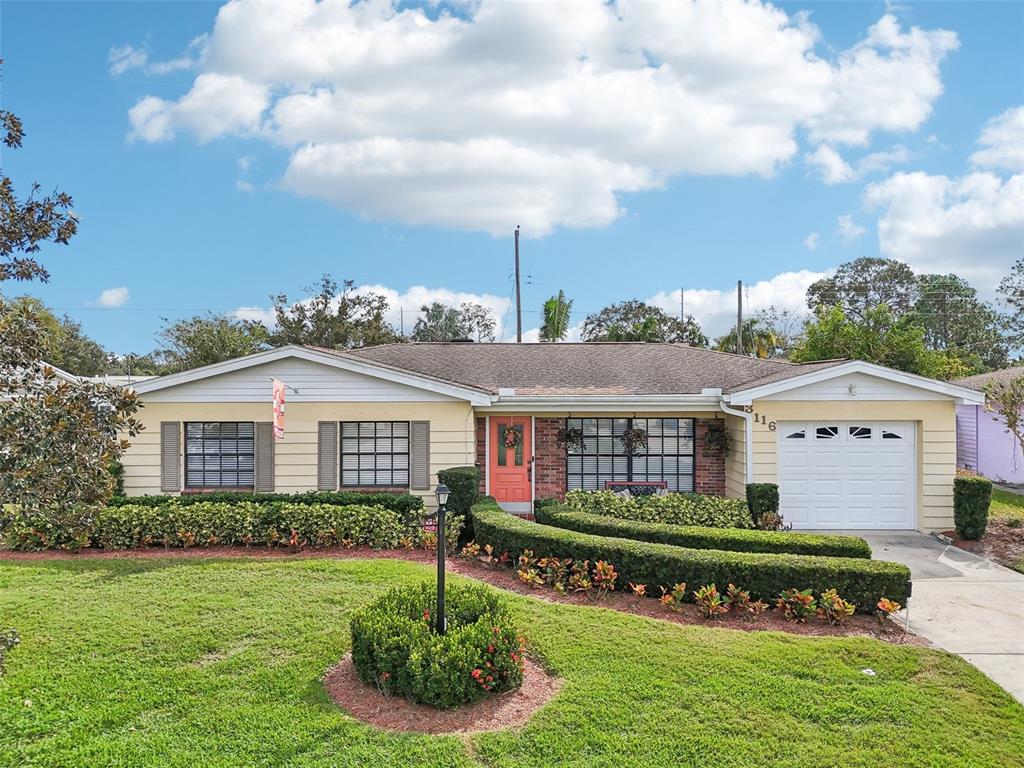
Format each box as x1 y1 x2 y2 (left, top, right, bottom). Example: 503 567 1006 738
341 421 410 487
185 422 255 488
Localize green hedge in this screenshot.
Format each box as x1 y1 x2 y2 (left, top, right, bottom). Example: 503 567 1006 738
536 506 872 559
436 466 481 518
954 476 993 541
108 489 424 515
563 489 752 529
0 501 457 552
472 499 908 612
745 483 779 526
350 581 524 708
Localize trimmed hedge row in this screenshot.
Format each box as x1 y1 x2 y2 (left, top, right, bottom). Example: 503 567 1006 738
563 489 752 529
472 498 909 611
107 490 424 515
351 581 524 708
535 505 872 559
0 501 463 552
953 476 992 541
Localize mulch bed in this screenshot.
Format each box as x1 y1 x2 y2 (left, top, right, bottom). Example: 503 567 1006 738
1 544 923 645
944 520 1024 573
323 654 562 734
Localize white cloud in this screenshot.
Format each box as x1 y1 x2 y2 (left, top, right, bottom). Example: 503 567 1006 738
108 44 148 76
237 155 255 172
806 144 909 184
836 213 867 243
865 170 1023 291
108 36 206 78
647 270 826 338
125 2 957 235
93 286 130 308
970 106 1024 172
803 232 820 250
236 180 255 193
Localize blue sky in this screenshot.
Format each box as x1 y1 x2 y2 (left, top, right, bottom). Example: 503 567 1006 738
2 0 1021 354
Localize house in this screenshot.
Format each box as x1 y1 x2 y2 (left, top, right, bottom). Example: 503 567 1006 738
123 343 984 532
954 367 1024 484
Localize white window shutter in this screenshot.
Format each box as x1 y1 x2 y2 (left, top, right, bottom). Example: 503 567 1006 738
254 422 275 492
317 421 338 490
160 422 181 492
410 421 430 490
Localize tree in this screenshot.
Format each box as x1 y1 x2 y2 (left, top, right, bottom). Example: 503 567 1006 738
4 297 111 376
749 306 803 358
792 304 969 379
999 258 1023 345
0 298 142 549
984 372 1024 469
1 62 78 283
539 290 572 342
806 257 917 320
270 275 400 349
411 301 496 342
157 313 270 372
714 319 781 359
581 300 708 346
909 274 1008 372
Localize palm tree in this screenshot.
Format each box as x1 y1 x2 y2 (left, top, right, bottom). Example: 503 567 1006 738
714 319 780 358
411 302 465 341
539 290 573 342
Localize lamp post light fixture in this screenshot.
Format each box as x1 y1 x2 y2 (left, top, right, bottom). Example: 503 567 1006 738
433 483 450 635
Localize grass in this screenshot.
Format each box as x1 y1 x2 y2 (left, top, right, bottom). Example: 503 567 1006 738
1 556 1022 768
990 487 1024 522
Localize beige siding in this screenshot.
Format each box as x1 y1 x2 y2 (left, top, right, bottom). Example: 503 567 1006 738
724 413 746 500
745 399 957 532
123 400 475 509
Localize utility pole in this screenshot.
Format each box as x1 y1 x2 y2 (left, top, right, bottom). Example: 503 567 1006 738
736 280 743 356
680 287 685 323
514 225 522 343
399 307 405 338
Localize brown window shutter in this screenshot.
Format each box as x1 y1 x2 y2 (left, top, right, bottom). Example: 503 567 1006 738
317 421 338 490
410 421 430 490
254 422 275 493
160 422 181 492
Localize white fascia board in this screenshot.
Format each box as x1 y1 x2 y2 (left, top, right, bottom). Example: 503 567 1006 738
131 345 493 406
479 394 722 413
725 360 986 405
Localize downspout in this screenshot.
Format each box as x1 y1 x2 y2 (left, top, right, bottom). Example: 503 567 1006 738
719 397 754 485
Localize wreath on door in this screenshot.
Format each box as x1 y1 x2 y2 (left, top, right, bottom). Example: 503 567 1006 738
502 426 523 449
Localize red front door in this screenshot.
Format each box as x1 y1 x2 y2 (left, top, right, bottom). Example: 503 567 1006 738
489 416 532 509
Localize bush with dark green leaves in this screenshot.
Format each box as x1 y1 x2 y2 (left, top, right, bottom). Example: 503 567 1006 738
350 581 524 708
0 501 452 552
745 483 779 526
107 489 423 516
953 476 993 541
536 505 871 558
563 489 751 528
437 466 481 517
472 498 909 612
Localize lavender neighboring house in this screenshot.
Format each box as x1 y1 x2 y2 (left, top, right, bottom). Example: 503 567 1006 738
955 367 1024 484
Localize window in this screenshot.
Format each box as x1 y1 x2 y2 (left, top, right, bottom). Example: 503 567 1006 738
882 429 903 440
785 429 806 440
849 426 872 439
185 422 255 489
815 426 839 439
341 421 409 487
565 417 694 492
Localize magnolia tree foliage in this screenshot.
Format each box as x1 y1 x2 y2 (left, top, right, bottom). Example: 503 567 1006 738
0 298 143 549
985 373 1024 464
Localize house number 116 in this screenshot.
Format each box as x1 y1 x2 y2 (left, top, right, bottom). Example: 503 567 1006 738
742 406 776 431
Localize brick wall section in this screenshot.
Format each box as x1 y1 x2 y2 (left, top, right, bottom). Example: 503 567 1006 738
534 417 567 500
695 418 727 496
475 417 487 494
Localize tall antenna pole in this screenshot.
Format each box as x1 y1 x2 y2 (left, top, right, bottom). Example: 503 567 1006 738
680 287 685 323
736 280 743 356
400 307 405 337
514 225 522 343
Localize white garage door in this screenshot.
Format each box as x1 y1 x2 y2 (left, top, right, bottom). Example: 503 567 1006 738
778 421 916 530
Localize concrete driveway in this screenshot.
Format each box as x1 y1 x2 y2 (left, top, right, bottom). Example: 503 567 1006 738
858 531 1024 703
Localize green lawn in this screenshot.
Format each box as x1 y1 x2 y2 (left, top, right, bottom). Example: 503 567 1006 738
991 487 1024 521
0 557 1021 768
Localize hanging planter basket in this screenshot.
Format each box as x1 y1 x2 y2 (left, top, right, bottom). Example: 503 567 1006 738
556 426 584 452
619 427 648 456
703 424 732 456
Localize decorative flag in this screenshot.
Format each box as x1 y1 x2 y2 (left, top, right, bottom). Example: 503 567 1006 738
272 378 286 439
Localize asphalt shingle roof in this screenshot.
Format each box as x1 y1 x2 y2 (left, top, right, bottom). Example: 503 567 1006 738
337 343 846 396
952 367 1024 391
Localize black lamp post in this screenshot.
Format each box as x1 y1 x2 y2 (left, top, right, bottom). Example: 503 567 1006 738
433 483 450 635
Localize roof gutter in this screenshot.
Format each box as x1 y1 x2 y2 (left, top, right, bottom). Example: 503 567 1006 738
718 396 753 485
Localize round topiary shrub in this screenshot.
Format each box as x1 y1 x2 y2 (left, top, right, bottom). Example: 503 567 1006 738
350 581 525 708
